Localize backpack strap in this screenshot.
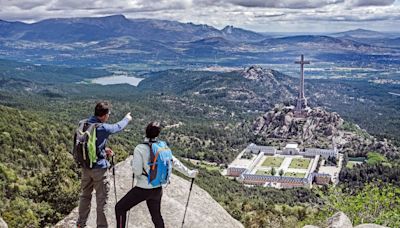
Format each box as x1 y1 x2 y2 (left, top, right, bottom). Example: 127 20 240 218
141 142 151 177
141 141 157 177
150 147 170 171
142 169 149 177
77 119 102 134
78 119 88 126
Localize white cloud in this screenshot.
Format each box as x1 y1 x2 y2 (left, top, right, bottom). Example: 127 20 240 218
348 0 395 7
0 0 399 32
2 0 47 10
226 0 344 9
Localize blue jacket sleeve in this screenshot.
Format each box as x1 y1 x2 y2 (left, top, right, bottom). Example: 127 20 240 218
102 117 129 134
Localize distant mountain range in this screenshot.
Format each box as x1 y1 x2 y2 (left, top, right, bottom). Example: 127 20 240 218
330 28 400 48
0 15 264 43
330 28 389 39
0 15 399 67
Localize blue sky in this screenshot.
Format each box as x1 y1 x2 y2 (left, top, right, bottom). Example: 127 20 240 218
0 0 399 32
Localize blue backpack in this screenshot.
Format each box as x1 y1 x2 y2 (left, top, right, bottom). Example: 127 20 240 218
143 141 173 187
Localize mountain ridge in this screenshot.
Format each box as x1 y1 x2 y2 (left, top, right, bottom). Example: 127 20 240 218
331 28 388 39
0 15 265 43
0 15 398 67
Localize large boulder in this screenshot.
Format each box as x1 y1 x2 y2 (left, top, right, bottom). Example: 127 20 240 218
304 212 389 228
0 218 7 228
284 114 293 126
55 156 243 228
354 224 388 228
327 212 353 228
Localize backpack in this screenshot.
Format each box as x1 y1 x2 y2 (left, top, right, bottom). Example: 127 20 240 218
143 141 173 187
72 119 102 169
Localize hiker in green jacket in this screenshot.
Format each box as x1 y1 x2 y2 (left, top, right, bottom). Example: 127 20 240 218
76 101 132 228
115 121 198 228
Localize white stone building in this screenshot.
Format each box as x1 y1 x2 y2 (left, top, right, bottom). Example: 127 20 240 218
227 143 340 189
246 143 276 155
304 148 338 159
282 143 300 155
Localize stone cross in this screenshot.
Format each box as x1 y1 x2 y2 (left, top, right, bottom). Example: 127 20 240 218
295 54 310 111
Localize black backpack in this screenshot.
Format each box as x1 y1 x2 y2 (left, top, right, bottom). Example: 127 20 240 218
72 119 102 168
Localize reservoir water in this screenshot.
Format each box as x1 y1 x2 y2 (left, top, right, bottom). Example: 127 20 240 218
389 92 400 97
90 75 144 86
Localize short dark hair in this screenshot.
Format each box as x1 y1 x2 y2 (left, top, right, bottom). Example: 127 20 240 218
95 101 111 117
146 121 161 139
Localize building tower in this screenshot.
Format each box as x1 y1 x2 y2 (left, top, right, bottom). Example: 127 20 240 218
294 54 310 115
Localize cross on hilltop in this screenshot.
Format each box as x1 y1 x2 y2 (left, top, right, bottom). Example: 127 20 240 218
294 54 310 116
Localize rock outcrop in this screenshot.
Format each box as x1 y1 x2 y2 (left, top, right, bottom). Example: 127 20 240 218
241 66 279 83
327 212 353 228
254 105 342 144
56 157 243 228
239 66 296 105
253 104 399 157
303 212 388 228
354 224 389 228
0 218 7 228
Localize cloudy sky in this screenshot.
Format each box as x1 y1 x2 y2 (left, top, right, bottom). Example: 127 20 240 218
0 0 399 33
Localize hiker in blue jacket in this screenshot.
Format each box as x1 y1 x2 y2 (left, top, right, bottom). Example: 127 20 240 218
115 121 198 228
77 101 132 228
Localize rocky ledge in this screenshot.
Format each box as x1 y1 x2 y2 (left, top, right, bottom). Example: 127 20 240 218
55 156 243 228
303 212 388 228
0 218 7 228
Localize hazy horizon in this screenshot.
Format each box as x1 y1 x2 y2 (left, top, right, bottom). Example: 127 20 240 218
1 14 400 35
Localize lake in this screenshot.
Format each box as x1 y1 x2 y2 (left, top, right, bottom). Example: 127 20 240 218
90 75 144 86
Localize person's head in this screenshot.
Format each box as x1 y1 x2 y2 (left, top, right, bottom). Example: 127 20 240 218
95 101 111 123
146 121 161 139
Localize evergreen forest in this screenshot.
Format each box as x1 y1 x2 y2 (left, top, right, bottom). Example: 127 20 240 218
0 60 399 227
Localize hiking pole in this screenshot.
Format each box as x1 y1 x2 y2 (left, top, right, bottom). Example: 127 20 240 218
181 178 195 228
126 173 135 228
111 154 118 204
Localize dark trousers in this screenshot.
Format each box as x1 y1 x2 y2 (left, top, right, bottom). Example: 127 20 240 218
115 187 164 228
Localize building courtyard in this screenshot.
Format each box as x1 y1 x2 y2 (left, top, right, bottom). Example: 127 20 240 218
226 143 342 189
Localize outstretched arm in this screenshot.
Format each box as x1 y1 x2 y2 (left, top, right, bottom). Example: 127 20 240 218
103 113 132 134
172 155 198 178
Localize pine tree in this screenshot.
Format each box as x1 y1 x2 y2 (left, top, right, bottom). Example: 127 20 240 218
271 167 276 176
